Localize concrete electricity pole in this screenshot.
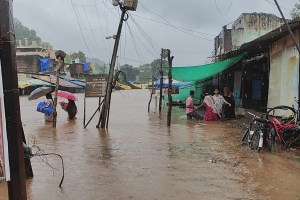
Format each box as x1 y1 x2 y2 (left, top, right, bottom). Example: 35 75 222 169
0 0 27 199
99 0 138 129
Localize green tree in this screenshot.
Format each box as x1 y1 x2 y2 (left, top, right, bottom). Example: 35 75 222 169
120 64 140 81
291 1 300 19
90 63 106 74
14 18 41 44
72 51 86 62
137 59 168 83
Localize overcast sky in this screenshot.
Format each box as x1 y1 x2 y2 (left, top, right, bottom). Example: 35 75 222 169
13 0 298 67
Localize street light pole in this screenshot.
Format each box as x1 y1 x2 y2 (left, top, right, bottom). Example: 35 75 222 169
99 5 127 129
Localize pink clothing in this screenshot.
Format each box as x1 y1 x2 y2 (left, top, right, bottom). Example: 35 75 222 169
203 95 220 121
186 96 194 114
204 107 220 121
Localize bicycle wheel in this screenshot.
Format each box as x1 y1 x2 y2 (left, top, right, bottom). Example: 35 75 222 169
241 128 249 144
266 127 276 152
251 130 262 152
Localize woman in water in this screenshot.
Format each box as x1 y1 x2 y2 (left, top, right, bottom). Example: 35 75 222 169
60 99 77 120
40 93 54 122
199 92 220 121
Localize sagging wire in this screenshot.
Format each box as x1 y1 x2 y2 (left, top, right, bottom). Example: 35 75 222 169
214 0 232 15
24 137 65 187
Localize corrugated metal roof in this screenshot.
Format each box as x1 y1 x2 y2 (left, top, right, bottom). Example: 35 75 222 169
32 75 83 88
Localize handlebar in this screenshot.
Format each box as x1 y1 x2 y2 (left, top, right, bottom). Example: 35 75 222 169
248 112 270 124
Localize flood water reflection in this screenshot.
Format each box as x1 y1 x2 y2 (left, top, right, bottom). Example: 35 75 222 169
0 89 299 199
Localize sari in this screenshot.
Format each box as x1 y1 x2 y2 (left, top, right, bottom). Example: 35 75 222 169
203 95 220 121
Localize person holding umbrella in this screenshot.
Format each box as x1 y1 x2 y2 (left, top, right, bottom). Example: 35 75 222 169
28 87 54 122
60 100 77 120
57 90 78 120
39 92 54 122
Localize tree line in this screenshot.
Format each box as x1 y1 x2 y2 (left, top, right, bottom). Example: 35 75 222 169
119 59 168 83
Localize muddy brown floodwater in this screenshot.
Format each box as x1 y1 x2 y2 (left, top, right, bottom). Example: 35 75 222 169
0 90 299 200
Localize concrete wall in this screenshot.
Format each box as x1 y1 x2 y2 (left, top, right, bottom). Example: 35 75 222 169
215 26 232 56
268 30 299 116
16 55 39 73
232 13 283 49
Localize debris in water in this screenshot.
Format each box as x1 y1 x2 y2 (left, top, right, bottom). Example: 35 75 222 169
233 161 240 167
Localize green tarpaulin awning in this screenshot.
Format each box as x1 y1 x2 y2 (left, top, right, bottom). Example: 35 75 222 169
163 54 244 82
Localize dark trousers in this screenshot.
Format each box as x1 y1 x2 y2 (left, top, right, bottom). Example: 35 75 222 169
187 111 202 120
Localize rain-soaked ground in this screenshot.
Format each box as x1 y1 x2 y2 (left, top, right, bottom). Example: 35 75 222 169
0 90 299 200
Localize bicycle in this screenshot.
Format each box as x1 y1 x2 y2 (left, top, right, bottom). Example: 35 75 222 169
241 112 273 152
266 106 300 149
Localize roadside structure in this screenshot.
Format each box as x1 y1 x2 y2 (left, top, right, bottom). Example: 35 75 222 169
173 13 300 114
214 16 300 113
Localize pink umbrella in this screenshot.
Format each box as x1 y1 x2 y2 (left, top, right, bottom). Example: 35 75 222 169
55 90 78 101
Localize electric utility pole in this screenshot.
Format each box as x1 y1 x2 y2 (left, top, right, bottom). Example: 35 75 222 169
159 49 164 113
0 0 27 199
273 0 300 53
99 0 138 129
167 49 174 127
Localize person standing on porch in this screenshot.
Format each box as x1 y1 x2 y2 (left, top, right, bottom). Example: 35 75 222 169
223 87 235 119
213 88 231 117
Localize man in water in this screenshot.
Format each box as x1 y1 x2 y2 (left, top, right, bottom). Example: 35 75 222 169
186 90 202 120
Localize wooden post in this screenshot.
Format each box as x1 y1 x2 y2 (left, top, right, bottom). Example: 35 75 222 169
167 50 174 127
147 76 155 113
83 95 86 126
0 0 27 199
53 51 66 128
159 49 164 113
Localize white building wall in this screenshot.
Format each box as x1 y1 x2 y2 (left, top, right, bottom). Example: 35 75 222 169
232 13 283 49
268 30 299 116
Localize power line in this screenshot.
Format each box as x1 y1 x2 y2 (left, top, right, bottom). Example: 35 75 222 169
70 0 94 57
118 56 145 64
80 0 103 57
263 0 292 11
138 2 214 42
131 13 215 37
94 0 110 54
128 14 160 57
214 0 232 15
125 21 147 64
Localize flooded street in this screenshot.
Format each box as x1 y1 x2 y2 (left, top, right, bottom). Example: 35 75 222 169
0 90 299 199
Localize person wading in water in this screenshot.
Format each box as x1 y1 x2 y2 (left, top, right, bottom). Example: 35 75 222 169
60 99 77 120
186 90 202 120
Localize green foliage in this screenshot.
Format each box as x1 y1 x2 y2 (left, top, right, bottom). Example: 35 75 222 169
291 2 300 19
120 64 140 81
94 63 106 74
14 18 41 44
137 59 168 83
72 51 86 62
